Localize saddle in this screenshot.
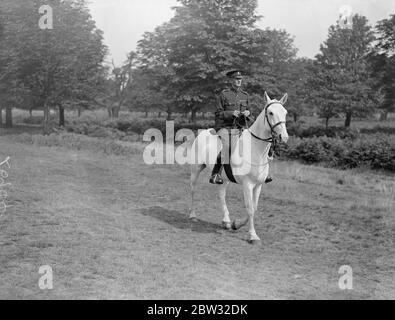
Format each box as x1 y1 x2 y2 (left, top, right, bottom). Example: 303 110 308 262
214 127 275 184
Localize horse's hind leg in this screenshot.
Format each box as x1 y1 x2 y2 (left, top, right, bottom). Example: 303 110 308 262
218 182 231 230
190 164 206 221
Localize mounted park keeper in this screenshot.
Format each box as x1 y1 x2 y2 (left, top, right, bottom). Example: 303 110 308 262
210 69 274 185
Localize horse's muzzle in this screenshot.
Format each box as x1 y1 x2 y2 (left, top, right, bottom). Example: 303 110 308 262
279 134 289 143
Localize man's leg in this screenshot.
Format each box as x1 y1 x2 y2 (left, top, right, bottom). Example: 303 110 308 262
209 153 224 184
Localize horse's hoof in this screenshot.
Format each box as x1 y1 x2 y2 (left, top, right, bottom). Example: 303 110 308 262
248 239 261 245
222 221 232 230
231 221 238 231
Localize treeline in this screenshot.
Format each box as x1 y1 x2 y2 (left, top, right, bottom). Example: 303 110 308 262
0 0 109 133
0 0 394 133
128 0 395 127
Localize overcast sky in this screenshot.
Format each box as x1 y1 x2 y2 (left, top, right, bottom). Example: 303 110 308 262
89 0 395 65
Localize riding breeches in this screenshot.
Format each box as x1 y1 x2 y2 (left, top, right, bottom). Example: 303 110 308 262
217 128 240 165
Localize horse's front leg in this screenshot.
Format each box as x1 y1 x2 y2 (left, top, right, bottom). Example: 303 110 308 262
218 182 231 230
231 182 260 243
253 184 262 213
244 182 260 243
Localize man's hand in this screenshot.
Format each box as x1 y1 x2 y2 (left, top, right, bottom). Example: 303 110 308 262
242 110 251 117
233 110 241 117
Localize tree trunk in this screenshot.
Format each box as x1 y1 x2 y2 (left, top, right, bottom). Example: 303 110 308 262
293 113 299 123
78 106 82 118
325 117 330 129
190 109 197 124
59 106 65 127
344 112 352 128
43 103 50 135
379 111 388 121
29 108 33 118
113 106 120 118
5 107 12 128
166 109 172 121
158 111 162 118
0 108 3 127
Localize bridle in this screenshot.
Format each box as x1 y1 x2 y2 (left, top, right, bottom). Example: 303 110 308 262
230 101 286 169
248 101 286 144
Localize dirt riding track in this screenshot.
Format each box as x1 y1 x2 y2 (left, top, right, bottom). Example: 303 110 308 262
0 138 394 299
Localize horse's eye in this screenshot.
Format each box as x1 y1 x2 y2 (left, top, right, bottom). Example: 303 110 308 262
269 112 273 116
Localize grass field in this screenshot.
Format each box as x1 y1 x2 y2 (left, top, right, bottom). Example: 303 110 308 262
0 132 394 300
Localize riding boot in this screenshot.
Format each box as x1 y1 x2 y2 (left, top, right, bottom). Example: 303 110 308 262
209 155 224 185
265 176 273 184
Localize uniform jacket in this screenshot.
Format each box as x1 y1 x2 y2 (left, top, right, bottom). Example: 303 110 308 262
214 87 252 129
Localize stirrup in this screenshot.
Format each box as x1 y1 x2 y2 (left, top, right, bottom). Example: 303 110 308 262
209 174 224 185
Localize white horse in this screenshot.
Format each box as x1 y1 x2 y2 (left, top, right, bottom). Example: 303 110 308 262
189 92 289 244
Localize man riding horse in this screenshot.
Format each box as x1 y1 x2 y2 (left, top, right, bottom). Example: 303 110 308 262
210 70 274 185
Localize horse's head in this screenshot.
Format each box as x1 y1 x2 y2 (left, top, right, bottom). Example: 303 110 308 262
261 92 289 143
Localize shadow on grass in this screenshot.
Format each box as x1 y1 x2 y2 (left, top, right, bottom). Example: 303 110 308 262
141 206 220 234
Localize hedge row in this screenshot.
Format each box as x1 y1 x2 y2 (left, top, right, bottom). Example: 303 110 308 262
277 134 395 171
359 125 395 135
66 118 214 138
68 118 394 140
63 119 394 172
9 131 394 172
23 115 394 139
13 117 395 172
286 123 360 139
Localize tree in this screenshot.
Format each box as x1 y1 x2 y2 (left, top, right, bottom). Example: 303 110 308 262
125 69 164 117
315 14 376 127
0 0 21 128
369 14 395 121
277 57 314 123
0 0 107 132
0 12 3 127
136 0 261 122
308 64 344 128
246 28 297 99
135 0 299 122
106 52 136 118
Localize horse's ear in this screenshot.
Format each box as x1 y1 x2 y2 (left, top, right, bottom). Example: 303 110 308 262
280 93 288 105
264 92 271 105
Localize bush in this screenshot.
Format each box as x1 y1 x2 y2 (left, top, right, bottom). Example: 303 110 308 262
66 118 215 139
359 125 395 135
66 122 126 140
287 124 359 139
279 134 395 171
22 115 57 125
